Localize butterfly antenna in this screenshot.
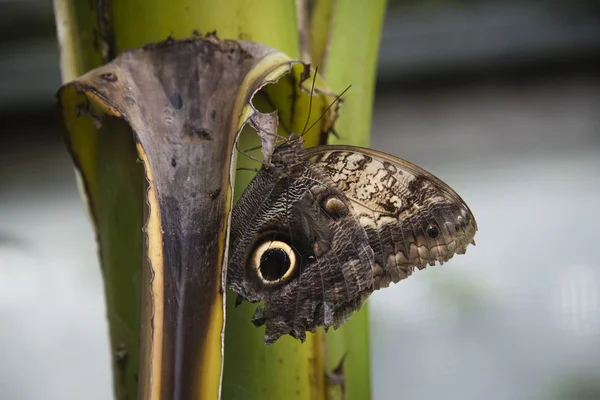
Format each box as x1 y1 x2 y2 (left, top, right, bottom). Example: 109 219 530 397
243 135 287 154
300 66 319 137
236 167 260 173
302 84 352 137
235 138 265 166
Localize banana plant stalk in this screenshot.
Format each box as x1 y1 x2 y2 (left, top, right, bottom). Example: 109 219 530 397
54 0 387 399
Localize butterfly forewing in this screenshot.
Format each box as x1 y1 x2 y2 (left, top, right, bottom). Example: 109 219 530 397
304 145 477 285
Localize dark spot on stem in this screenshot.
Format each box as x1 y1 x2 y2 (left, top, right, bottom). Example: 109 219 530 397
184 122 213 142
169 93 183 109
171 158 177 167
100 72 118 82
209 188 221 200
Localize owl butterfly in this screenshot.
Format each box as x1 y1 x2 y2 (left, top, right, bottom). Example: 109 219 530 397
228 117 477 347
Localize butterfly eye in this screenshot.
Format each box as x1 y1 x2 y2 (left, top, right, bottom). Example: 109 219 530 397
427 224 440 239
252 240 297 284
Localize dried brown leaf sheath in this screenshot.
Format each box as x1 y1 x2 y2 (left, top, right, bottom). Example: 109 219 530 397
57 36 314 399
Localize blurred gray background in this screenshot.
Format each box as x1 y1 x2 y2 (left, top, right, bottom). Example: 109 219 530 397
1 0 599 399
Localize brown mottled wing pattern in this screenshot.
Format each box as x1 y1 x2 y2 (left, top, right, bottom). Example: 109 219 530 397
304 145 477 290
227 135 477 344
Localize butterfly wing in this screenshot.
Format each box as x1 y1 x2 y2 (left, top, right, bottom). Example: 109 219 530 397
228 140 477 345
303 145 477 290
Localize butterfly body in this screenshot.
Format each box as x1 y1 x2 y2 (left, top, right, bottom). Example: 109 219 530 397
228 134 477 344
